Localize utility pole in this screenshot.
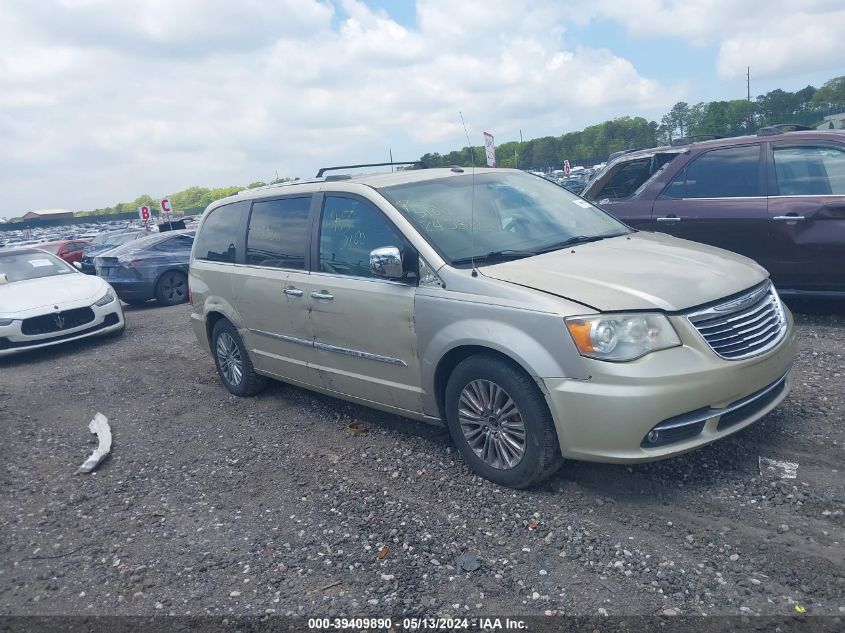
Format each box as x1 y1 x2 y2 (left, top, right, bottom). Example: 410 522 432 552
746 66 753 131
747 66 751 102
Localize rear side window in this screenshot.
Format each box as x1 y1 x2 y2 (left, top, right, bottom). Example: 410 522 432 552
246 197 311 269
152 234 194 251
195 201 249 263
683 145 761 198
592 158 652 199
773 145 845 195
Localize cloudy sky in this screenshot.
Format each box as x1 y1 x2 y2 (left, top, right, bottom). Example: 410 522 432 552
1 0 843 218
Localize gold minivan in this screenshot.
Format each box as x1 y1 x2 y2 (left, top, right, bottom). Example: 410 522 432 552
189 167 796 488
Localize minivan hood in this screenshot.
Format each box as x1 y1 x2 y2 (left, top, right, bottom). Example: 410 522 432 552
481 232 768 312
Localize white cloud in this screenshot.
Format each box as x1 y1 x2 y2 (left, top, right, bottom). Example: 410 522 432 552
591 0 845 78
717 10 845 79
0 0 683 216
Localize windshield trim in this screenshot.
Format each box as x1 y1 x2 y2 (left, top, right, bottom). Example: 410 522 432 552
376 172 632 268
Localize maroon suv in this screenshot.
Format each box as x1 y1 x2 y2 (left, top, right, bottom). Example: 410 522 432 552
581 129 845 297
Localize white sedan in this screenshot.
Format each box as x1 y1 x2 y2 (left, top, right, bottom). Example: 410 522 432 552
0 248 125 357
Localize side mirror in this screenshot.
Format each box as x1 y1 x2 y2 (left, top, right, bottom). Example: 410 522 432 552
370 246 403 280
72 261 82 270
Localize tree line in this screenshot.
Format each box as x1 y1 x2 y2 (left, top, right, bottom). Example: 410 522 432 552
420 75 845 171
7 76 841 223
72 179 293 219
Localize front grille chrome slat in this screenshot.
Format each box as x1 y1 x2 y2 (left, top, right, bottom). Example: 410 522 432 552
693 299 773 332
686 283 787 360
705 313 778 344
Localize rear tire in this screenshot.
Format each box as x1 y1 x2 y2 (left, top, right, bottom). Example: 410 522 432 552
444 354 563 488
211 320 267 396
155 271 188 306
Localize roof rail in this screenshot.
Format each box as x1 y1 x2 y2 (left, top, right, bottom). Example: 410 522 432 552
669 134 724 146
757 123 813 136
607 149 638 162
238 178 320 194
316 161 424 178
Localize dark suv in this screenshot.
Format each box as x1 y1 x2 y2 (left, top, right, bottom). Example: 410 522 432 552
581 129 845 297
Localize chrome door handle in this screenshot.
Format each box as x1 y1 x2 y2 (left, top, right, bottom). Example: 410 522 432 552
656 216 681 223
772 215 805 221
283 287 303 297
310 291 334 301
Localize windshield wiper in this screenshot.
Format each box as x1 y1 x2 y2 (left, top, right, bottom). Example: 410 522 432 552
537 233 626 254
451 249 538 266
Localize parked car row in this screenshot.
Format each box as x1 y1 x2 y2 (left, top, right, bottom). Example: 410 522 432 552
32 239 92 266
0 248 125 357
4 133 840 489
0 228 196 358
92 230 194 305
582 128 845 297
78 229 150 274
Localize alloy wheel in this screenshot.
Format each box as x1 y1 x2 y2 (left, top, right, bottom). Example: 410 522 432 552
216 332 243 386
458 379 526 469
162 273 186 302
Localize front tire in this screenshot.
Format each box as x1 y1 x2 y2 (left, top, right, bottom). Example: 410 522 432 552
155 271 188 306
211 320 267 396
444 354 563 488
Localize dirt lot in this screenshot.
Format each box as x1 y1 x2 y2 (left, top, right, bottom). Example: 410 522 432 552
1 300 843 619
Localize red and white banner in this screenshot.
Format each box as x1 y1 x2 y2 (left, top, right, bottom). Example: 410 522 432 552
564 159 571 176
483 132 496 167
160 198 172 216
138 205 151 221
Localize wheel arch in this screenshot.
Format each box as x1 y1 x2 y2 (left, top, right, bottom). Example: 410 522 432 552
153 266 189 290
433 345 537 421
205 310 228 345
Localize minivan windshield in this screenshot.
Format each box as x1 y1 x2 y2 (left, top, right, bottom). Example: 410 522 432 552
378 171 631 265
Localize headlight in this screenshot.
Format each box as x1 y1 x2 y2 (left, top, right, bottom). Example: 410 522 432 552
0 318 13 327
565 313 681 361
94 290 116 307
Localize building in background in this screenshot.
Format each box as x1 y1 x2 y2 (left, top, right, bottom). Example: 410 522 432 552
21 208 74 221
817 113 845 130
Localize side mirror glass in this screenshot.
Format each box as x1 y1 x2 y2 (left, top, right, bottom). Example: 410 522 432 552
370 246 403 279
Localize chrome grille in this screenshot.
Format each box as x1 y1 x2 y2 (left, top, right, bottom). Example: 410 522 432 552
687 283 787 360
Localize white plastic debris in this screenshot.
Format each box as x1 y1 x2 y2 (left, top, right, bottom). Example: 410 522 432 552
759 456 798 479
77 413 111 474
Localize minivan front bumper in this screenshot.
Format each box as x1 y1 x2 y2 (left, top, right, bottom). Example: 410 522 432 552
543 311 796 462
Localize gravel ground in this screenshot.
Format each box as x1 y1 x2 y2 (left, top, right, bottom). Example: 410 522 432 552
1 299 843 619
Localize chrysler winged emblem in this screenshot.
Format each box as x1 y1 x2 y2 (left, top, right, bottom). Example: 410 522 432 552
712 285 768 313
54 313 65 330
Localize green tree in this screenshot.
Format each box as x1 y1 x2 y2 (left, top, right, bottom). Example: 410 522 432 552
811 76 845 109
756 89 799 124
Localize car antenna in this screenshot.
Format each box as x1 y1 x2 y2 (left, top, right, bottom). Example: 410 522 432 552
459 111 478 277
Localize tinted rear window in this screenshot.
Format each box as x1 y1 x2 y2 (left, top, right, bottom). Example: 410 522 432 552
246 197 311 269
684 145 761 198
773 145 845 195
194 201 249 263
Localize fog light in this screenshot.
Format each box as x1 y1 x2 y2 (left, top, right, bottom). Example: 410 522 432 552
646 430 659 444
